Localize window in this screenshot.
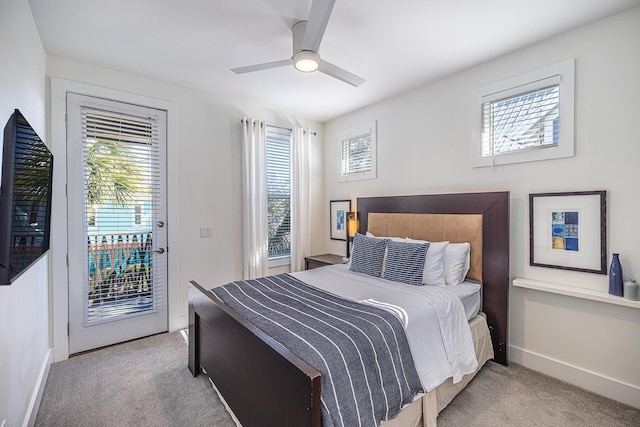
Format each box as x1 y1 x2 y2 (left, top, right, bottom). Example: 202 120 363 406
472 59 574 167
266 125 291 259
134 204 142 225
338 121 376 181
482 84 559 156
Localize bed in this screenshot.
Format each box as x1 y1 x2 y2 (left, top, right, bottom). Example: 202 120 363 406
188 191 510 426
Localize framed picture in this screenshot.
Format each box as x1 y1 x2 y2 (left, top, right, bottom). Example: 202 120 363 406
530 191 607 274
330 200 351 241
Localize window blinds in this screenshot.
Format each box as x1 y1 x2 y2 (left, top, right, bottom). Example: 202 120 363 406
266 126 291 258
341 133 372 176
81 107 164 323
481 76 560 157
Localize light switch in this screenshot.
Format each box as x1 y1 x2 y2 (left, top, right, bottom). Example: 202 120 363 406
200 226 212 238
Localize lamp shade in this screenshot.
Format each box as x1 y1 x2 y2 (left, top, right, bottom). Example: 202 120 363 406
346 211 359 237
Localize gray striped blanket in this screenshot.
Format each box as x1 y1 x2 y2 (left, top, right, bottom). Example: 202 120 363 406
211 273 423 427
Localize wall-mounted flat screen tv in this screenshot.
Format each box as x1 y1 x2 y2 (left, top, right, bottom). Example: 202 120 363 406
0 109 53 285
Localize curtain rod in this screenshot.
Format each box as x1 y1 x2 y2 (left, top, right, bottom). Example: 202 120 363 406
240 118 316 136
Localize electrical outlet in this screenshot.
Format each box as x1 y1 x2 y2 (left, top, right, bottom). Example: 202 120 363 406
199 226 212 238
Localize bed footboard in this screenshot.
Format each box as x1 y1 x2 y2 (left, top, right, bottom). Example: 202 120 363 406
188 280 321 427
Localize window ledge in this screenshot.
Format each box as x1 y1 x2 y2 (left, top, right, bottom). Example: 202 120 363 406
268 256 290 268
513 277 640 309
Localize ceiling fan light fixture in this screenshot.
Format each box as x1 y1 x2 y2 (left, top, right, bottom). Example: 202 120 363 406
293 50 320 73
231 1 365 86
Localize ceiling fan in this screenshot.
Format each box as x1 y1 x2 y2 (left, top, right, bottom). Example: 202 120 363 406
231 0 365 87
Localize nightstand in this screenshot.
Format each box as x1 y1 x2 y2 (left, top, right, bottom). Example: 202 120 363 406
304 254 345 270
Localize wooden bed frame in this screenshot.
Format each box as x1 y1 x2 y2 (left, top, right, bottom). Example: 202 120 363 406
188 191 510 427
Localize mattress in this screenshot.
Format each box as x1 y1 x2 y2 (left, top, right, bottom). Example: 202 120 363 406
294 265 482 320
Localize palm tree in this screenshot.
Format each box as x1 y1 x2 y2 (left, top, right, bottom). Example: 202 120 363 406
85 139 147 209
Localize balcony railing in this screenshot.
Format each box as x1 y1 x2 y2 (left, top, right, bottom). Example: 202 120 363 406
87 232 154 321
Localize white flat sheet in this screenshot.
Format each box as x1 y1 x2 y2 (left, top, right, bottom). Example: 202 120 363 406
291 264 478 392
446 281 481 320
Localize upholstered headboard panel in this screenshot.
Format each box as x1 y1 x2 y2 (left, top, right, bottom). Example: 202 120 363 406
357 192 510 365
368 213 483 282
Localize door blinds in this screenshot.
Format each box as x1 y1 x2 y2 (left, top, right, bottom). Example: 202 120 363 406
80 107 165 323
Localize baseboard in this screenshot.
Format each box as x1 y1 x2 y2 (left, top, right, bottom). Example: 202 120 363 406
170 313 188 332
23 349 53 427
509 345 640 410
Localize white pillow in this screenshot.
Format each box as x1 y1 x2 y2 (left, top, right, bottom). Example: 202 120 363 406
365 231 404 242
405 238 448 287
444 242 471 286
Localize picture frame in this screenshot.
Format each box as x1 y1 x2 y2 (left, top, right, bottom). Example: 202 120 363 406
530 191 607 274
330 200 351 241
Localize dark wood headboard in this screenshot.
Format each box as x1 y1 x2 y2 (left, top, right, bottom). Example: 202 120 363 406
357 192 510 365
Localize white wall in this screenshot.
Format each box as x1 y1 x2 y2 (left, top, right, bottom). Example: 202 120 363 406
45 57 325 361
0 1 50 426
323 8 640 408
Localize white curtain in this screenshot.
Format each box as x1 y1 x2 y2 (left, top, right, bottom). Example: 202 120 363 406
241 118 268 279
290 127 311 272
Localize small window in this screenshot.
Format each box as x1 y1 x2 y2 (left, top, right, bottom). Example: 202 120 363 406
482 84 559 156
266 125 291 259
338 121 376 181
472 59 574 167
134 205 142 225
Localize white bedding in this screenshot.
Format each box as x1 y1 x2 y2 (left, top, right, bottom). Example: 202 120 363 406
447 281 482 320
291 264 478 392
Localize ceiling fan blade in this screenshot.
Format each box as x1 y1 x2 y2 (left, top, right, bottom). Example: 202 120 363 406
231 59 293 74
301 0 336 52
318 60 366 87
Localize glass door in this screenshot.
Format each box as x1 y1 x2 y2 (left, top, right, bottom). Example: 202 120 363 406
66 93 168 354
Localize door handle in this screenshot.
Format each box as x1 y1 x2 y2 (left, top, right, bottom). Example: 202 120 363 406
153 248 165 254
157 221 165 228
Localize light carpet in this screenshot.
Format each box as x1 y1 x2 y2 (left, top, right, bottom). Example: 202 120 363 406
35 332 640 426
35 332 235 427
438 361 640 426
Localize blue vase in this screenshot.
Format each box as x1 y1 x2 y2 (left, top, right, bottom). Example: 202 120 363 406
608 253 623 297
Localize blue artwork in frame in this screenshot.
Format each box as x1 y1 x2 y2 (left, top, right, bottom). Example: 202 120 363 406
530 191 607 275
330 199 351 240
551 211 579 251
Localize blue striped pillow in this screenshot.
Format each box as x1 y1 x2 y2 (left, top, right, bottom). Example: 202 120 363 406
349 233 388 277
383 240 430 285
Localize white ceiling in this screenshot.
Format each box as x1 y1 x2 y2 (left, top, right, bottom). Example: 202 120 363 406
29 0 640 122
